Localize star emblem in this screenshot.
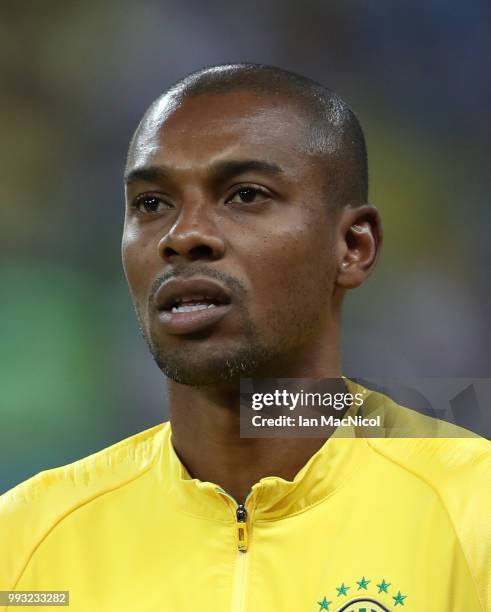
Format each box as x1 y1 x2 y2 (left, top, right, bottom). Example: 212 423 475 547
317 596 331 610
377 579 391 593
393 590 407 606
336 583 350 597
357 576 370 590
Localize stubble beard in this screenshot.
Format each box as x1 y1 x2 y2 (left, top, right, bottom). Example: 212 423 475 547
152 340 275 386
136 309 278 386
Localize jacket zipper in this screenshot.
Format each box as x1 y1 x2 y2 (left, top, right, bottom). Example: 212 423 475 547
235 503 248 552
216 488 253 612
215 487 252 552
231 500 250 612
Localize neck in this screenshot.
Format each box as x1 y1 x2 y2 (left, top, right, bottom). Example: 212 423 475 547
167 329 342 504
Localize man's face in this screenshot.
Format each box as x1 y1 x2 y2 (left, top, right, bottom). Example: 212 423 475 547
122 90 341 385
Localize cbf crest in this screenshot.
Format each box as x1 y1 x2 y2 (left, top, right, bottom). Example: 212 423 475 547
316 576 407 610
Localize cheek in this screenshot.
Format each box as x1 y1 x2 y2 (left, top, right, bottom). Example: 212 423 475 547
122 232 140 289
240 219 335 320
121 228 155 311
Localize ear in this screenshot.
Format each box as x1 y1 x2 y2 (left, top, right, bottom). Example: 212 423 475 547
335 204 382 289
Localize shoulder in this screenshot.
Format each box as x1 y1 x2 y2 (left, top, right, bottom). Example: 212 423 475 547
367 435 491 609
345 379 491 608
365 416 490 610
354 382 491 489
0 422 169 590
353 380 491 534
366 433 491 495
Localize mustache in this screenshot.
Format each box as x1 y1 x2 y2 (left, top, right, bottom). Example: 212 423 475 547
148 264 247 310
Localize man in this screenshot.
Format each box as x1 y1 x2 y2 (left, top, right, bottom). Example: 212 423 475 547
1 64 489 611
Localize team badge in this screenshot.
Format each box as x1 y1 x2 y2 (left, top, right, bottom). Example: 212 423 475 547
316 576 407 610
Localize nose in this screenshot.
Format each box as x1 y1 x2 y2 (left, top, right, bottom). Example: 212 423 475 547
158 202 226 263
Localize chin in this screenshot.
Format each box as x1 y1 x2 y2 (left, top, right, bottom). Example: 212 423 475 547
159 358 239 386
153 344 274 387
164 368 237 387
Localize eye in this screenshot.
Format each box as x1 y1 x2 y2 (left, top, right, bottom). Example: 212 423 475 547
132 194 171 214
227 186 271 205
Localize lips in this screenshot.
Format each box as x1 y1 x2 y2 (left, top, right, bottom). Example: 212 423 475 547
155 277 233 335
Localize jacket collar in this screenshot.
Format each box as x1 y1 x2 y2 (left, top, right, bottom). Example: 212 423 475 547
159 379 373 522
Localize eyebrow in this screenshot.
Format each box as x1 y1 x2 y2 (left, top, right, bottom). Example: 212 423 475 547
211 159 284 182
124 165 170 185
124 159 283 186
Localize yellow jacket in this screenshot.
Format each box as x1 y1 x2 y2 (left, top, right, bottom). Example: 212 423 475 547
1 382 490 611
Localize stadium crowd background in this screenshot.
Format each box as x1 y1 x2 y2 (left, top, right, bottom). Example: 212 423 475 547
1 0 490 492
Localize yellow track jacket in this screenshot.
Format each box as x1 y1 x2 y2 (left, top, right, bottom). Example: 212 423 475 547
1 381 490 611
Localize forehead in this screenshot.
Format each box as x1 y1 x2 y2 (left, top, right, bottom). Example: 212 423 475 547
127 91 317 174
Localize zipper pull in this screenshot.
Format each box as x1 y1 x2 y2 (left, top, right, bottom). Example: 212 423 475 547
236 503 248 552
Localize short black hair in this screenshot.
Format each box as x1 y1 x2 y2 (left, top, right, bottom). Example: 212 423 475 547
132 63 368 207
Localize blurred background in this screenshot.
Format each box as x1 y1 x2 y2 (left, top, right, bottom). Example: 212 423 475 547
1 0 490 493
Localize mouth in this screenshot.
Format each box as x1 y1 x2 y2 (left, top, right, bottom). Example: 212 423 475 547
155 277 233 335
